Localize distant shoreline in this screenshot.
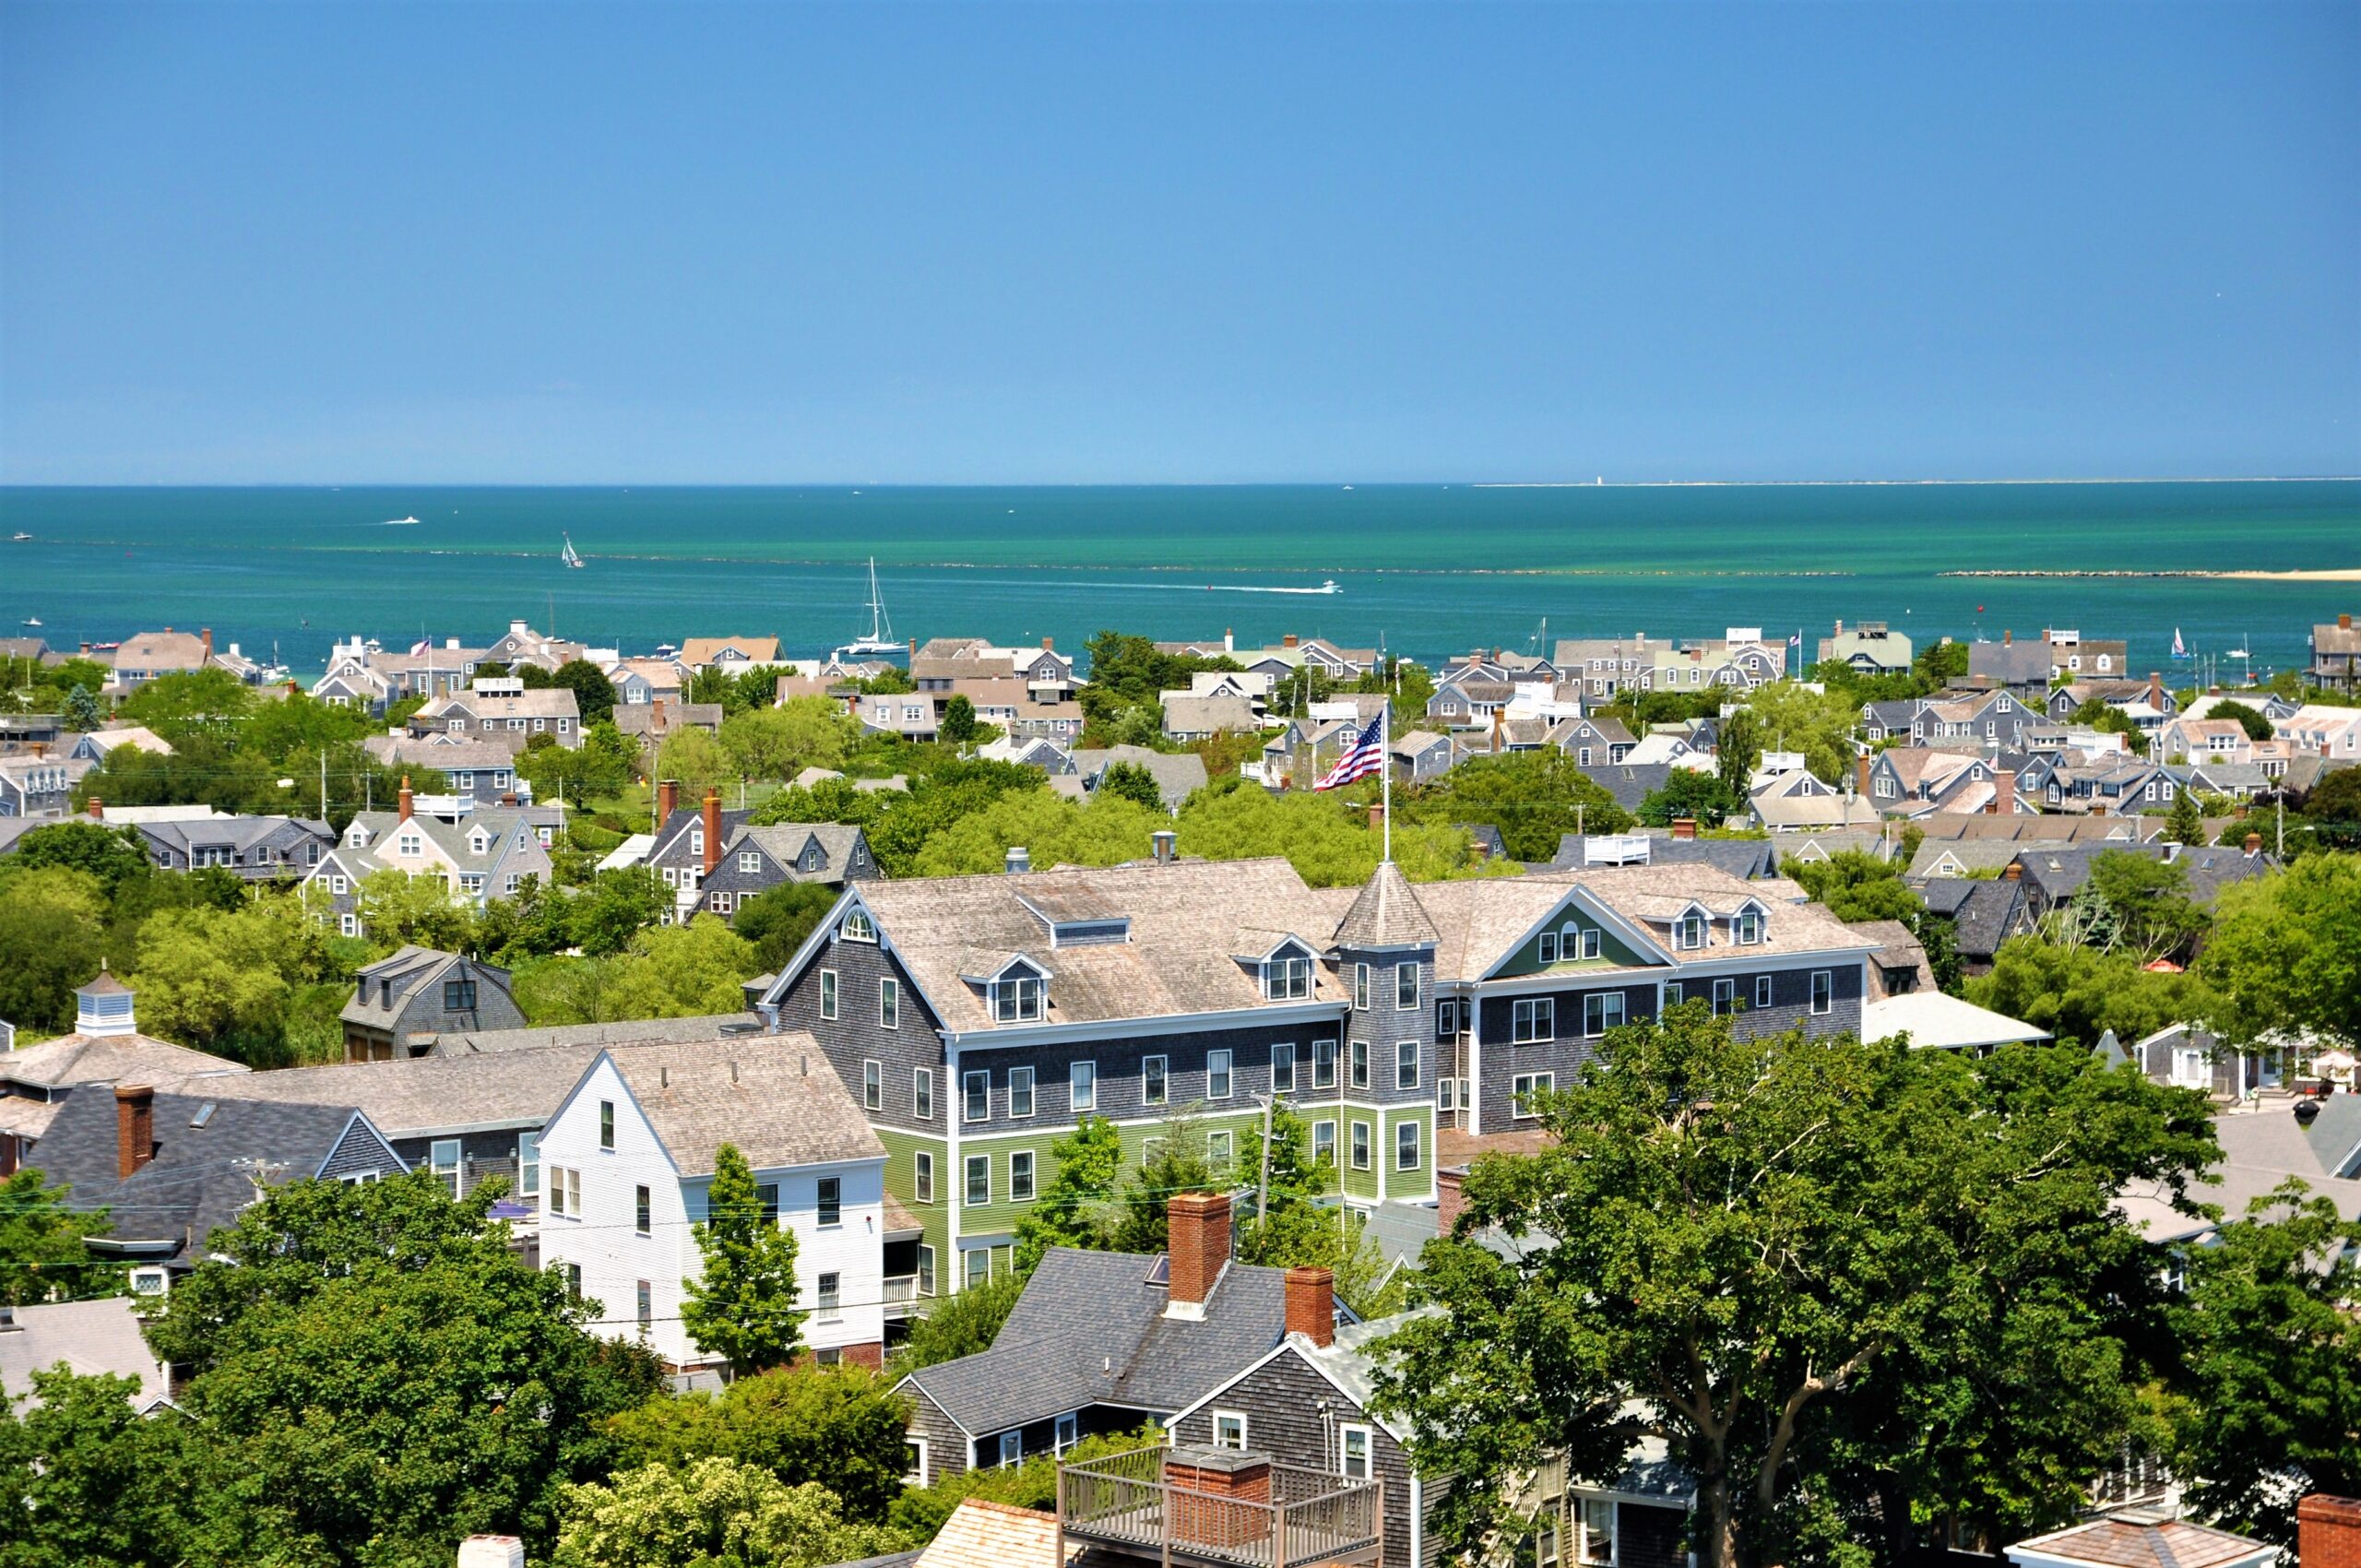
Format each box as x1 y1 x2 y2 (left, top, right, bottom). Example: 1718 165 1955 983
1942 567 2361 583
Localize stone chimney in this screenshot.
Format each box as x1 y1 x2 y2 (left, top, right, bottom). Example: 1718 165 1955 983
1855 752 1870 800
1152 829 1177 863
1165 1191 1232 1319
1004 846 1030 874
2244 831 2262 855
1672 816 1698 840
701 789 722 876
1284 1265 1335 1348
397 777 414 822
658 778 679 822
2299 1496 2361 1568
200 628 213 663
88 797 103 819
115 1086 155 1179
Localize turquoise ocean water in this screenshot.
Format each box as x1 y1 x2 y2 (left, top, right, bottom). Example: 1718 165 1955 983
1 481 2355 680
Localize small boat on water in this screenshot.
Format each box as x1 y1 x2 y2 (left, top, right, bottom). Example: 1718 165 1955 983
384 516 421 526
836 557 904 659
10 532 30 541
562 534 586 569
22 617 42 628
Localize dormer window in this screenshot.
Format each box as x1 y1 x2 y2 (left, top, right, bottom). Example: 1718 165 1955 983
689 827 704 858
347 826 368 847
1263 948 1313 1001
841 909 877 943
1734 907 1764 944
1677 912 1706 951
992 971 1045 1023
468 830 489 854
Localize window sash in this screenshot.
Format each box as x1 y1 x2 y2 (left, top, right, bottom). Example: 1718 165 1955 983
1144 1055 1169 1106
965 1071 989 1123
1271 1042 1296 1093
915 1152 934 1205
966 1155 991 1206
819 969 839 1021
880 979 899 1028
1207 1049 1232 1099
863 1060 881 1112
1349 1039 1370 1090
1071 1061 1097 1112
1810 969 1834 1015
817 1177 841 1227
1396 1039 1418 1090
1350 1121 1371 1170
1396 1120 1420 1170
1011 1151 1035 1203
1312 1039 1337 1089
914 1069 933 1123
1395 963 1418 1009
1009 1066 1035 1118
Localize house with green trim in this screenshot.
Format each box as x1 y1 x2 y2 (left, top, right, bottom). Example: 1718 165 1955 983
755 849 1877 1313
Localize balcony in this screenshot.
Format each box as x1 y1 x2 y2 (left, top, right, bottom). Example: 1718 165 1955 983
1058 1444 1383 1568
881 1272 932 1320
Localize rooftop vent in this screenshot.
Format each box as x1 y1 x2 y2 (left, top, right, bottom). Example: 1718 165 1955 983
1004 846 1030 874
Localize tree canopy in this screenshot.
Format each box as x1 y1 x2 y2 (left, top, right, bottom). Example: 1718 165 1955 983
682 1143 806 1376
2201 855 2361 1051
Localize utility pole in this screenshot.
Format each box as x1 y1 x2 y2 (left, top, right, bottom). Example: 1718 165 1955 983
320 752 328 822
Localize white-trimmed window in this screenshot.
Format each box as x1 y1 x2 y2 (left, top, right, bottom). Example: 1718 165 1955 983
1350 1120 1371 1170
1312 1038 1337 1089
1396 1119 1420 1170
1144 1054 1169 1106
1395 1039 1419 1090
964 1071 989 1123
817 1177 841 1227
599 1100 616 1150
841 909 877 942
1678 912 1706 950
880 978 899 1029
1349 1039 1370 1090
1207 1048 1234 1099
1070 1060 1097 1112
1271 1042 1297 1093
1009 1065 1035 1118
1537 929 1561 964
1582 992 1623 1037
863 1060 881 1112
1395 962 1418 1009
1713 979 1738 1016
1810 969 1833 1016
1435 998 1461 1037
1353 963 1371 1010
1213 1411 1249 1450
1011 1150 1036 1203
1513 1073 1553 1118
966 1249 991 1289
1264 950 1313 1001
915 1150 935 1204
1340 1424 1373 1480
819 969 838 1021
966 1154 991 1206
999 1431 1022 1468
1756 975 1774 1010
1055 1413 1079 1455
517 1131 540 1196
430 1138 461 1196
1209 1129 1233 1170
1312 1120 1336 1165
738 850 761 873
1578 1499 1616 1565
1736 907 1764 944
635 1184 651 1235
914 1069 933 1122
992 970 1044 1023
1513 997 1554 1043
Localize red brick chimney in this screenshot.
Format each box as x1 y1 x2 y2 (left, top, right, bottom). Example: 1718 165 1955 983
1283 633 1299 649
652 695 667 732
658 778 679 821
2002 628 2012 646
1672 815 1698 839
1990 768 2014 815
2343 613 2355 631
2004 861 2023 882
2147 671 2163 709
200 628 213 663
87 797 103 819
1284 1265 1335 1348
397 777 413 822
1041 636 1054 651
115 1086 155 1179
1855 752 1871 799
701 788 723 876
1437 1167 1467 1234
2299 1495 2361 1568
1165 1191 1232 1317
1368 802 1385 832
2244 832 2262 855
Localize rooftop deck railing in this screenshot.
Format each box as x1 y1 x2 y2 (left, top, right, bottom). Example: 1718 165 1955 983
1058 1443 1384 1568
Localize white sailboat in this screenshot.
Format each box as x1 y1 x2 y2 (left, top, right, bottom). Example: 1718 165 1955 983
562 534 586 569
836 557 903 659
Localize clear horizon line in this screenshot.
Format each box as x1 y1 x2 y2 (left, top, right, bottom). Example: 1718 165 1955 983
4 473 2358 492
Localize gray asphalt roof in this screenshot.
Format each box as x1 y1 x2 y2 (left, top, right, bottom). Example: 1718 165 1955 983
0 1298 170 1408
899 1246 1311 1434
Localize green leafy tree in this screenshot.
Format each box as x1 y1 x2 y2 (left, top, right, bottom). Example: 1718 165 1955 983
604 1363 914 1522
721 698 856 781
731 664 798 715
1113 1109 1218 1255
886 1423 1165 1542
1915 637 1968 685
601 916 763 1018
1234 1105 1404 1319
0 1170 123 1304
355 865 477 952
1109 704 1165 749
688 667 733 707
117 667 257 742
1740 680 1864 784
2164 785 2206 847
1785 849 1924 924
551 1459 904 1568
1014 1114 1124 1273
0 1368 209 1568
1418 749 1633 861
2204 698 2274 742
732 881 841 976
682 1143 805 1376
937 694 980 745
145 1172 658 1564
10 821 150 901
0 867 108 1033
520 719 640 806
60 682 101 731
129 896 349 1063
1715 708 1762 801
854 665 915 695
2201 855 2361 1051
2082 849 2207 964
1969 937 2217 1049
656 726 732 798
1370 1004 2213 1567
1352 656 1436 716
1098 760 1166 813
894 1269 1024 1372
2301 765 2361 849
908 788 1161 876
549 659 619 725
568 867 667 957
2165 1184 2361 1548
1637 766 1740 829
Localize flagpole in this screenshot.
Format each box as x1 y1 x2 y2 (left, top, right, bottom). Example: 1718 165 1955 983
1382 696 1393 865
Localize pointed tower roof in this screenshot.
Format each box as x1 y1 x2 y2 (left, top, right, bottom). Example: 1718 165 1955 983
1333 860 1439 951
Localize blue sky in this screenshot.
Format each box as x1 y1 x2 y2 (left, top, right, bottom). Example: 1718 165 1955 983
3 2 2355 483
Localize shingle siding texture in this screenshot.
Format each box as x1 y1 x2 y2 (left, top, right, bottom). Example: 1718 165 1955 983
315 1118 405 1182
774 931 944 1136
1474 982 1658 1134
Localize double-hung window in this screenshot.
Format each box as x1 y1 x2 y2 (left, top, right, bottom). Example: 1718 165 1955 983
817 1177 841 1227
1214 1411 1248 1450
1008 1066 1035 1118
819 969 839 1021
1340 1425 1372 1481
1736 908 1763 944
1353 964 1371 1011
913 1069 933 1122
966 1155 991 1206
993 973 1043 1023
1312 1120 1336 1165
964 1071 989 1123
1055 1413 1079 1455
599 1100 616 1151
1312 1039 1337 1089
1513 1073 1553 1117
1811 969 1833 1015
1350 1120 1371 1170
999 1431 1022 1468
1679 913 1706 950
1512 997 1554 1043
517 1132 540 1196
1435 998 1460 1037
1756 975 1774 1010
1712 979 1737 1016
817 1272 841 1321
967 1250 991 1290
1270 1042 1297 1093
915 1151 935 1204
635 1184 651 1235
444 979 477 1011
1206 1049 1233 1099
1575 927 1602 960
1395 1039 1418 1090
862 1060 881 1111
1010 1150 1036 1202
1395 962 1418 1009
1208 1130 1233 1169
1070 1061 1097 1112
1583 992 1624 1037
1144 1055 1169 1106
1396 1120 1420 1170
1264 953 1312 1000
430 1138 461 1196
1538 929 1561 964
879 979 899 1028
1348 1039 1370 1090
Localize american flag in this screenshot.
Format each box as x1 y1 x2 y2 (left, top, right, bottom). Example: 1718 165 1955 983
1313 710 1386 791
409 637 433 656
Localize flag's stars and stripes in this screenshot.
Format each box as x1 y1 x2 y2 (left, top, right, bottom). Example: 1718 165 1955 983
1313 711 1387 791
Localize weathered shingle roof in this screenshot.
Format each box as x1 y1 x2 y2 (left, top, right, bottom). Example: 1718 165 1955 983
1332 861 1440 950
0 1298 171 1408
0 1032 248 1093
160 1042 610 1139
589 1035 882 1176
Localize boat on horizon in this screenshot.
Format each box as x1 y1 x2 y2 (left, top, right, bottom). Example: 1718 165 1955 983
384 516 421 526
562 534 586 569
9 532 30 541
21 617 42 628
1204 579 1343 596
836 557 904 659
